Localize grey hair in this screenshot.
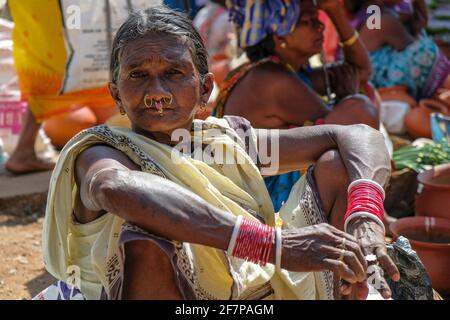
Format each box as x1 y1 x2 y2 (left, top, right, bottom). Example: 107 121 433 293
110 5 208 83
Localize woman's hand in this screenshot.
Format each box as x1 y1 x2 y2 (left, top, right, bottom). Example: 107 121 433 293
328 63 360 100
342 217 401 299
281 223 368 284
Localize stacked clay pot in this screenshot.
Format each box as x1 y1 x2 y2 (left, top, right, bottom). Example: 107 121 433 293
43 106 97 149
415 164 450 220
377 85 417 109
405 99 449 138
91 106 118 124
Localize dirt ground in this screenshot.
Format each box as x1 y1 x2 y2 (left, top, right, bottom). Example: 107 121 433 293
0 210 55 300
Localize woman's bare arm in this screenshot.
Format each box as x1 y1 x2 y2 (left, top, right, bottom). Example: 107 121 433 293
257 123 391 187
311 1 372 88
74 144 368 283
75 145 236 250
359 12 414 52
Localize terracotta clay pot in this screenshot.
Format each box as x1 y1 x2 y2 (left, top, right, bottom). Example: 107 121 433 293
377 85 417 108
416 164 450 220
405 99 449 138
390 216 450 295
43 106 97 149
91 106 118 124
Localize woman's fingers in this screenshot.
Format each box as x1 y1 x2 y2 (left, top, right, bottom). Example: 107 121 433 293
355 280 369 300
333 234 368 270
328 245 366 282
339 281 369 300
375 246 400 282
323 259 357 284
341 248 367 282
330 230 368 271
332 228 359 244
339 281 352 295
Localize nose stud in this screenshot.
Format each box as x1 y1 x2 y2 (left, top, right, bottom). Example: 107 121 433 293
154 101 164 116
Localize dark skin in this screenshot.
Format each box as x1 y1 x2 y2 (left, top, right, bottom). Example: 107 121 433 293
75 33 399 300
353 0 416 52
223 0 377 129
397 0 428 36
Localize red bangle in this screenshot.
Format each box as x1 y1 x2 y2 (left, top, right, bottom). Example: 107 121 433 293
231 218 274 266
344 179 385 230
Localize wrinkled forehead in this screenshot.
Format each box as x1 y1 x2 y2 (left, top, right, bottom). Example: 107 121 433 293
118 32 194 71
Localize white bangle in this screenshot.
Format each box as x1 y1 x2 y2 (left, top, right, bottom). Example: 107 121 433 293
344 211 386 234
275 227 282 271
227 215 243 256
348 179 386 200
86 167 114 211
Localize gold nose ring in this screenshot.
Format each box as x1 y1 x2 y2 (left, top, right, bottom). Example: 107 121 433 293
144 94 153 109
163 95 173 105
144 94 173 109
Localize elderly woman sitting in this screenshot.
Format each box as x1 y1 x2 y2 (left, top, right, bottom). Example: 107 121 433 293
43 6 399 300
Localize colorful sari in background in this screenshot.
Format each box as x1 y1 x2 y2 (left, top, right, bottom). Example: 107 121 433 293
351 7 450 100
9 0 115 122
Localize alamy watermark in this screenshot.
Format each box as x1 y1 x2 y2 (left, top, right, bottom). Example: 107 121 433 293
366 5 382 30
63 4 384 31
65 5 81 30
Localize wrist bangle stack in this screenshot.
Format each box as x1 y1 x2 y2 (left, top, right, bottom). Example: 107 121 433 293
227 216 275 266
343 179 386 234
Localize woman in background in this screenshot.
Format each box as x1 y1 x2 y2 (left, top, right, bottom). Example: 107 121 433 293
344 0 450 100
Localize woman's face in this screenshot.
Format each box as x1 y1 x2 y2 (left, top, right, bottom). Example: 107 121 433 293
282 1 324 58
109 33 213 138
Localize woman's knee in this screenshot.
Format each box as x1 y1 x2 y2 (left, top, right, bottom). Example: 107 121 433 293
314 149 349 187
328 94 380 129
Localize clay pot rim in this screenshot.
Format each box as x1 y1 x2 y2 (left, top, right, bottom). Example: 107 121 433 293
379 87 417 107
390 216 450 248
377 85 409 94
417 163 450 191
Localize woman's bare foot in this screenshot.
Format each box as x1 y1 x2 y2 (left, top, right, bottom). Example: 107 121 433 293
4 109 54 174
5 151 55 174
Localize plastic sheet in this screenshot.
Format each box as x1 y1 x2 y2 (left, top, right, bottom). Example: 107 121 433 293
386 236 434 300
